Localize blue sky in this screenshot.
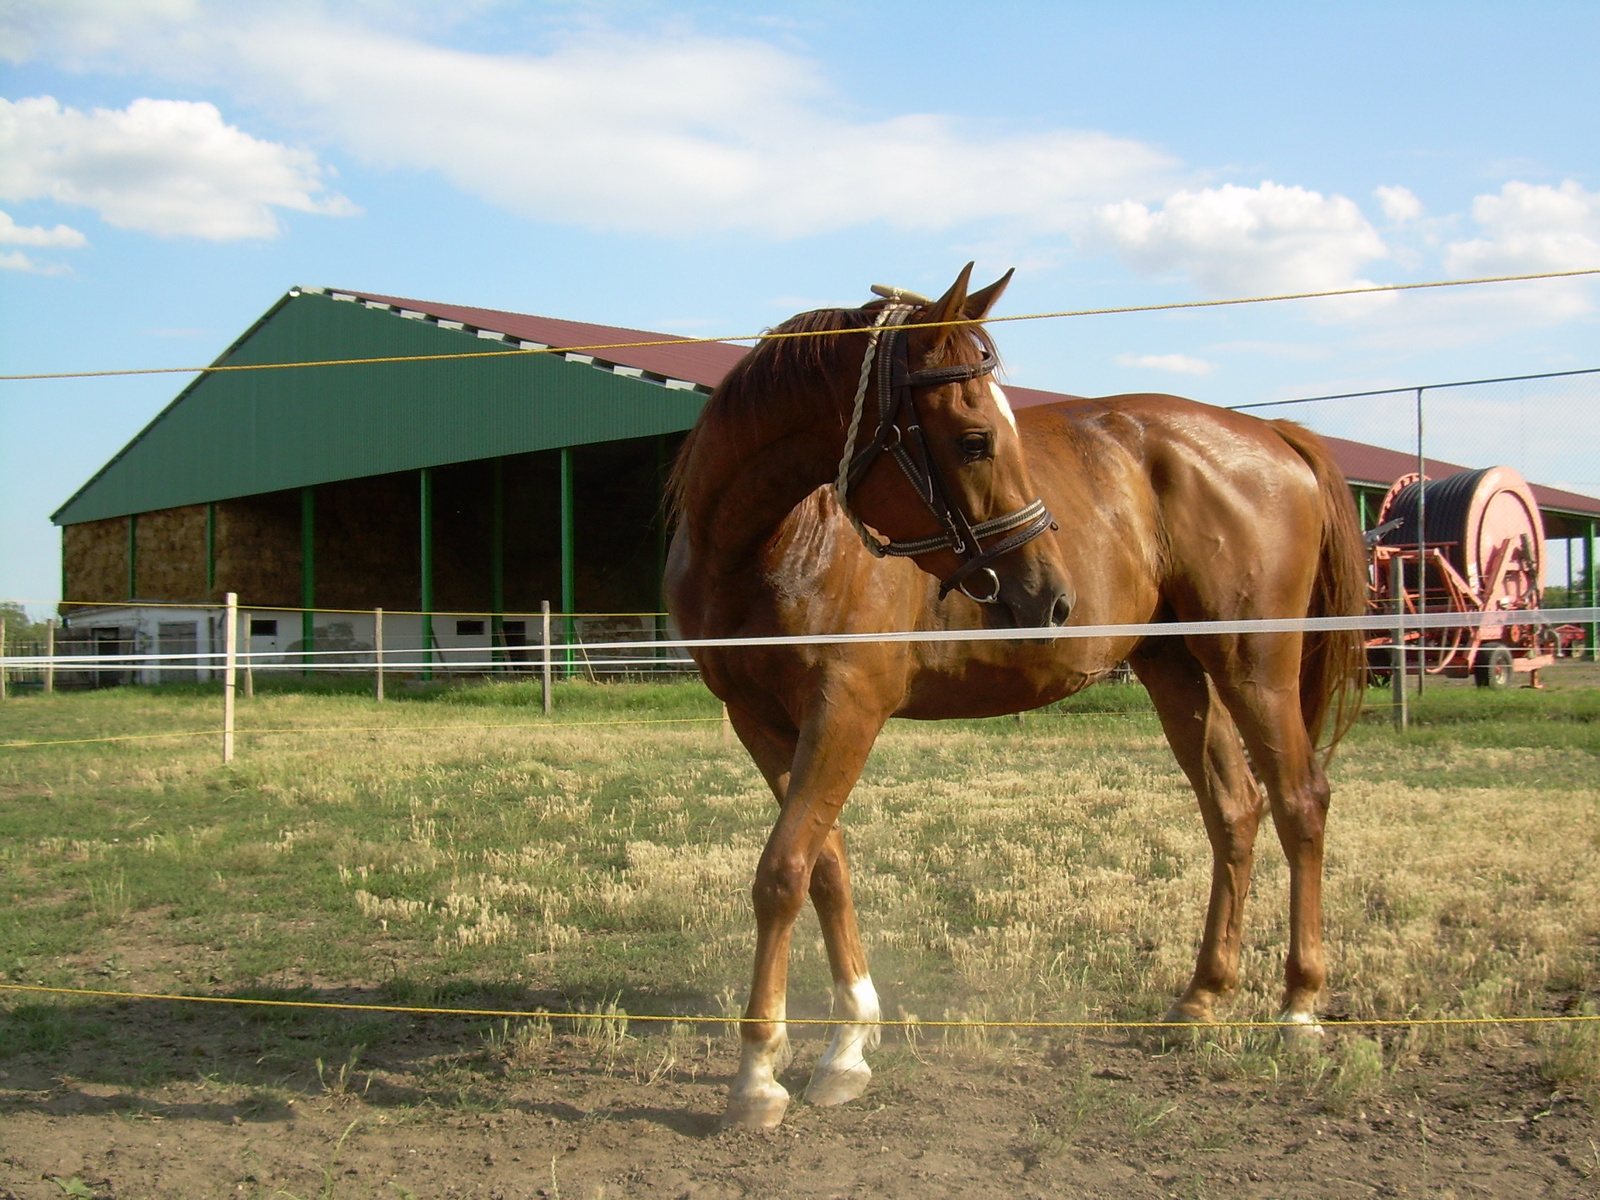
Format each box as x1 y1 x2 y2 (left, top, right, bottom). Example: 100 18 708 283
3 1 1598 606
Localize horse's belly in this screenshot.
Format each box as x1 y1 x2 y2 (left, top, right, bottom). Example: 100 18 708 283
896 642 1113 720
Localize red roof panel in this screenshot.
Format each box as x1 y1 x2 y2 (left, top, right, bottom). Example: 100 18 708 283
346 288 747 388
338 289 1600 519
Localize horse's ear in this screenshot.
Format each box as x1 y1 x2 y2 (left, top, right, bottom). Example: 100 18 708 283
921 262 976 349
963 269 1014 322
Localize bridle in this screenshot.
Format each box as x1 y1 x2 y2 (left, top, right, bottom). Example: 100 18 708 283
834 302 1056 604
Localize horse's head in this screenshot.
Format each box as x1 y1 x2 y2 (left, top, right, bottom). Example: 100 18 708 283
839 264 1075 629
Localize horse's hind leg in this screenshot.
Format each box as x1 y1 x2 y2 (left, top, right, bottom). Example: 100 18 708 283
1132 639 1266 1023
1193 633 1331 1034
724 702 882 1125
803 821 881 1107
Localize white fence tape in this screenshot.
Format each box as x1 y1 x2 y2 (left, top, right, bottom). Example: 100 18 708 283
3 608 1596 670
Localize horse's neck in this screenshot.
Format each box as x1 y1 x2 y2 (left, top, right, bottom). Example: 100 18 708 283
688 426 839 569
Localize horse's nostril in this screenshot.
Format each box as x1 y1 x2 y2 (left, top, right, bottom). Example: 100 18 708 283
1050 594 1073 627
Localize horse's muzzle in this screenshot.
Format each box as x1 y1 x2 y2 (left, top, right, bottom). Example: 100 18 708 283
998 573 1074 630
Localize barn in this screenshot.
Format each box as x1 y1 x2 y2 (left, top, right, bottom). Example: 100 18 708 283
50 285 1600 677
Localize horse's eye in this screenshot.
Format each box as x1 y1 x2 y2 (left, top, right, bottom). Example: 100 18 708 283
959 432 991 461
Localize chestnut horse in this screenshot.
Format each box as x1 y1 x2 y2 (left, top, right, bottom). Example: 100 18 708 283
666 265 1367 1128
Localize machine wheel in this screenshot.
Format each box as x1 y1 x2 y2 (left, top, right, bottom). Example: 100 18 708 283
1473 643 1514 689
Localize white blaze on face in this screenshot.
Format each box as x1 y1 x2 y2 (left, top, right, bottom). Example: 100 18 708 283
988 380 1017 432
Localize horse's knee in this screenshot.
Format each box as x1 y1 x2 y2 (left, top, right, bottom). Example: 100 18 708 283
1222 806 1261 848
1206 793 1264 866
808 847 849 906
753 853 810 922
1272 774 1330 847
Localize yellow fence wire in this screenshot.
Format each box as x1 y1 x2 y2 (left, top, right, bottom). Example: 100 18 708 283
3 268 1596 383
0 982 1592 1031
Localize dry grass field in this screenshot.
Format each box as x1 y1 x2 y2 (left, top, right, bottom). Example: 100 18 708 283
1 669 1596 1198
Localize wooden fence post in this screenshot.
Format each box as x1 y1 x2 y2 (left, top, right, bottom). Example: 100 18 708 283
242 612 254 699
223 592 238 763
0 618 7 702
541 600 552 715
44 619 55 695
374 608 385 702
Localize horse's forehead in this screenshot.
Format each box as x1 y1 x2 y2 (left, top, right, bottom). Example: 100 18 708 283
988 381 1017 432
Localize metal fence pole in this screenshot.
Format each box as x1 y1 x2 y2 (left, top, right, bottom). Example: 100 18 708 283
1414 387 1426 697
374 607 385 702
1390 556 1408 732
223 592 238 763
541 600 552 715
44 619 55 695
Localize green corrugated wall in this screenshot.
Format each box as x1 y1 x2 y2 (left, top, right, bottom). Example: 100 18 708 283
52 292 708 525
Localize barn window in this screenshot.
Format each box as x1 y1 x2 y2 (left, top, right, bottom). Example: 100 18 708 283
456 619 485 635
250 620 277 637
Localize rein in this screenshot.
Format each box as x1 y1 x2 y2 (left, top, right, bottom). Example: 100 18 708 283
834 304 1056 603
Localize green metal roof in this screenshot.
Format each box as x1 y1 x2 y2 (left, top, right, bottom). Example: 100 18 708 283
52 289 711 525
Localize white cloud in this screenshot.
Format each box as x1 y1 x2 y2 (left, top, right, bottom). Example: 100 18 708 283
0 248 72 273
1374 185 1423 223
0 6 1179 238
0 96 357 239
1115 352 1215 376
1090 182 1390 299
1445 180 1600 275
0 0 200 65
0 208 86 247
248 24 1180 237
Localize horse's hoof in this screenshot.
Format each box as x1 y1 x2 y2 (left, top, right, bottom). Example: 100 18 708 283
1162 1003 1214 1026
805 1061 871 1107
720 1083 790 1130
1276 1012 1325 1051
1139 1004 1210 1049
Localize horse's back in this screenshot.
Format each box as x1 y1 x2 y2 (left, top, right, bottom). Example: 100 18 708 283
1019 392 1335 623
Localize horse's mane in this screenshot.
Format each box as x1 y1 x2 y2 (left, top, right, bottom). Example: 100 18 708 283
668 303 997 524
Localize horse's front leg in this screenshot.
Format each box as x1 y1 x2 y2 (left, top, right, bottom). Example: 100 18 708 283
724 702 886 1129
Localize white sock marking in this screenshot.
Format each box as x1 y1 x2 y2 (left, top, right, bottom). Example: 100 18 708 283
816 975 881 1073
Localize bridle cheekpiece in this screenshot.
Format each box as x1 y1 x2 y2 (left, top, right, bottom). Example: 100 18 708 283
833 294 1056 604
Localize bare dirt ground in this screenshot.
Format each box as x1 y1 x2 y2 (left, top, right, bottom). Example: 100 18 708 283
2 1002 1597 1200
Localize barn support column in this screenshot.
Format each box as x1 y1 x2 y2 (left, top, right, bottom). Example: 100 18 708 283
127 513 138 600
491 458 505 669
560 446 575 678
1356 489 1369 531
205 501 217 597
301 486 315 675
655 434 669 659
420 467 435 680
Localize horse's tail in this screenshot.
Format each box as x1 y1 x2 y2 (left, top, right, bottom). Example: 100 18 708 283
1272 420 1369 759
